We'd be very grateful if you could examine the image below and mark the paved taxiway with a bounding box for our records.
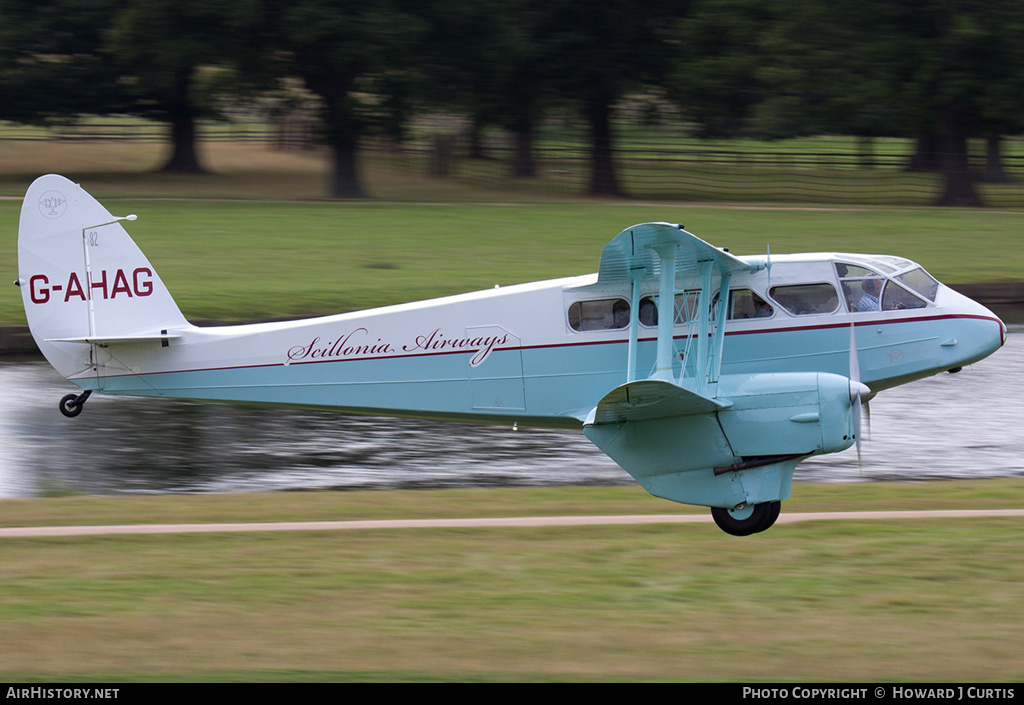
[1,509,1021,538]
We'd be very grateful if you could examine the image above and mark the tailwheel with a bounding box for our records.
[58,390,91,418]
[711,501,781,536]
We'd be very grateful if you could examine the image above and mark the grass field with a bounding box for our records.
[0,481,1022,682]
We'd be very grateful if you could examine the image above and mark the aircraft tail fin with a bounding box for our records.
[17,175,189,380]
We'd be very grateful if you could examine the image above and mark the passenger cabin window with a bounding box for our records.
[727,289,774,319]
[638,291,704,327]
[568,298,630,331]
[638,289,773,325]
[769,283,839,316]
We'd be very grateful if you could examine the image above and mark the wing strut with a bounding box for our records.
[626,267,643,383]
[595,222,770,390]
[708,271,731,388]
[652,241,677,383]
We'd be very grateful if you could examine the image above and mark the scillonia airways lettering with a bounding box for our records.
[286,327,511,367]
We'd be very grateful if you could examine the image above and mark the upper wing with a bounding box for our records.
[578,223,767,427]
[596,222,765,287]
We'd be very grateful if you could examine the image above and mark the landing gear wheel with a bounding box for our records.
[762,500,782,531]
[59,394,83,417]
[58,390,91,418]
[711,501,781,536]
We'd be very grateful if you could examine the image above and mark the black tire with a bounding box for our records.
[58,394,84,418]
[762,501,782,531]
[711,501,780,536]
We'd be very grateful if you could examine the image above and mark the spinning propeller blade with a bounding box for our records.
[848,322,870,467]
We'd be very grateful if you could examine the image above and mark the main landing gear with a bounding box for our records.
[711,501,781,536]
[58,390,91,418]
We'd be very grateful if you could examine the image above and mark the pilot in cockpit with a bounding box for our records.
[857,278,883,312]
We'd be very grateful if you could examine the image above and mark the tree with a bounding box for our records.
[104,0,265,173]
[536,0,688,196]
[273,1,425,198]
[418,0,554,178]
[0,0,126,125]
[0,0,264,174]
[674,0,1024,206]
[668,0,773,139]
[878,0,1024,205]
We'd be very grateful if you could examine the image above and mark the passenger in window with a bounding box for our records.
[612,299,630,329]
[639,298,657,326]
[857,278,882,312]
[754,300,773,318]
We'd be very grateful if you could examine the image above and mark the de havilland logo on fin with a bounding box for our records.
[38,191,68,219]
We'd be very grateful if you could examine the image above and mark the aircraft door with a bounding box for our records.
[467,325,526,411]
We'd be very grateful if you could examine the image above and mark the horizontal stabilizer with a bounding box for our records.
[46,333,181,346]
[585,379,730,426]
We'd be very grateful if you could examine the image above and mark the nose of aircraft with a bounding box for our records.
[971,296,1007,351]
[939,284,1007,366]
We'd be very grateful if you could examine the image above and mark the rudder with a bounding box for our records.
[17,175,189,380]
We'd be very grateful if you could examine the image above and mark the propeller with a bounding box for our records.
[848,321,871,466]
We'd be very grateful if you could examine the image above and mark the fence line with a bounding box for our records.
[5,119,1023,205]
[359,134,1024,206]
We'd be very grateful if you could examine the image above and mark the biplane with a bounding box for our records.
[17,175,1006,535]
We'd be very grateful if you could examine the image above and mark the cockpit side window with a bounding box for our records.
[894,267,939,302]
[881,281,928,310]
[568,298,630,331]
[836,261,932,312]
[768,283,839,315]
[836,263,885,313]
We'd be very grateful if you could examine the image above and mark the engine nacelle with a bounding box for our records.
[716,372,858,459]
